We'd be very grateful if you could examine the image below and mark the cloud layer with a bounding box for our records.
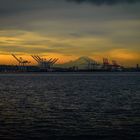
[0,0,140,66]
[67,0,140,5]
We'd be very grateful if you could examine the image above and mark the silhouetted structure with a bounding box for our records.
[1,55,139,72]
[12,54,31,66]
[31,55,58,71]
[102,58,123,71]
[12,54,31,71]
[136,64,139,69]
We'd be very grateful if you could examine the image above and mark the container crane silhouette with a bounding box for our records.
[31,55,58,70]
[103,58,109,66]
[12,54,31,66]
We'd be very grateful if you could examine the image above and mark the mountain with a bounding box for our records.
[56,56,99,69]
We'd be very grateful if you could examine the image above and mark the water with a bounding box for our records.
[0,72,140,140]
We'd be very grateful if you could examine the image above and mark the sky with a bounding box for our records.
[0,0,140,66]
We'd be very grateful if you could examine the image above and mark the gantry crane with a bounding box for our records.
[50,58,59,66]
[12,54,31,66]
[103,58,109,66]
[31,55,58,70]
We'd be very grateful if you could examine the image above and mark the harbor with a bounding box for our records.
[0,54,139,72]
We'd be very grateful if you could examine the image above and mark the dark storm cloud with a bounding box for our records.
[0,0,139,16]
[0,0,57,16]
[67,0,140,5]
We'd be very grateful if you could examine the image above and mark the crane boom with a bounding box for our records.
[50,58,56,64]
[34,55,42,62]
[12,54,22,63]
[48,58,53,63]
[50,58,58,65]
[53,58,58,64]
[36,55,43,62]
[31,55,40,63]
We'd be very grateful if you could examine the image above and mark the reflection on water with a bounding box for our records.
[0,72,140,140]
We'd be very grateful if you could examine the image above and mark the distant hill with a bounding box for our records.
[56,56,100,69]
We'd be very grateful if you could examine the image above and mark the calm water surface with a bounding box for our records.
[0,72,140,140]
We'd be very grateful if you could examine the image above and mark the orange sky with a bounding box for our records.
[0,1,140,66]
[0,50,139,67]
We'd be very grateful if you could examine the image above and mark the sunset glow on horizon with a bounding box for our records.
[0,0,140,66]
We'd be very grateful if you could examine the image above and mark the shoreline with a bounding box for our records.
[0,71,140,74]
